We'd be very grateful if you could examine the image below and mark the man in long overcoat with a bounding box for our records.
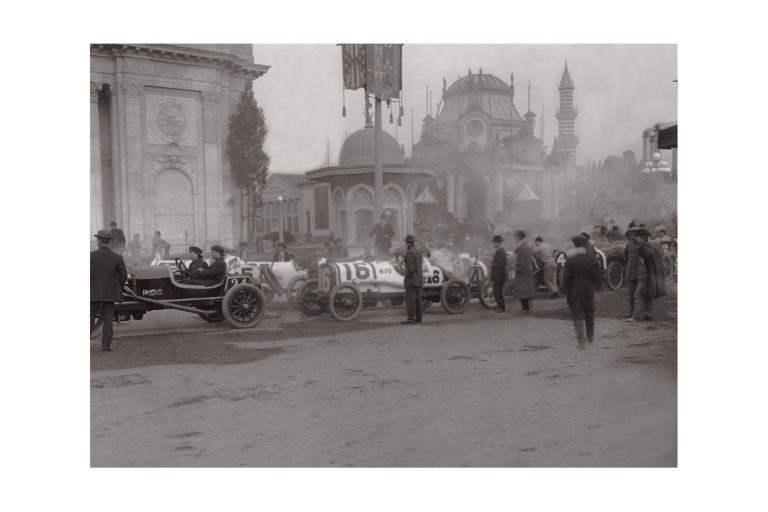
[628,228,666,321]
[512,230,535,313]
[91,230,128,352]
[369,214,394,259]
[402,235,423,324]
[490,235,508,312]
[562,235,602,347]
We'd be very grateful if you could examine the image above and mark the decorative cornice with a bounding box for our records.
[90,82,101,103]
[121,82,143,103]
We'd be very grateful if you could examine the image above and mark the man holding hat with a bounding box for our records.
[187,245,227,286]
[108,221,126,254]
[402,234,423,324]
[188,246,209,275]
[512,230,535,314]
[490,235,508,312]
[91,230,128,352]
[562,235,601,347]
[369,213,394,259]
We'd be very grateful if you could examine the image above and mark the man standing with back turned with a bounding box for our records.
[402,235,423,324]
[490,235,508,312]
[91,229,128,352]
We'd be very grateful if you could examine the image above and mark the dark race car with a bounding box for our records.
[90,260,267,340]
[553,243,626,291]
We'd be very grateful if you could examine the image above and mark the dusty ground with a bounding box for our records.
[91,287,677,467]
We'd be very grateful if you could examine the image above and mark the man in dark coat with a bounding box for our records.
[187,245,227,286]
[623,228,642,318]
[369,213,394,259]
[562,235,602,348]
[108,221,126,254]
[490,235,508,312]
[513,230,535,314]
[402,235,423,324]
[628,229,666,321]
[91,230,128,352]
[187,246,209,275]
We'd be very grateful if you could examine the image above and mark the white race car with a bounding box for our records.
[296,254,471,322]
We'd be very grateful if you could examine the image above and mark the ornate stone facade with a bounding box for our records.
[89,44,269,251]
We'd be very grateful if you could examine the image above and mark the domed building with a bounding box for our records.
[300,123,432,245]
[411,64,577,231]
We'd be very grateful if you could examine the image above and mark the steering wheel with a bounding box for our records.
[175,257,190,279]
[394,253,406,269]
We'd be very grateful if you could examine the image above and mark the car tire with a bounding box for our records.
[478,276,497,309]
[440,278,470,315]
[328,282,364,322]
[286,275,308,310]
[221,283,266,329]
[90,316,104,341]
[606,260,624,291]
[297,278,326,316]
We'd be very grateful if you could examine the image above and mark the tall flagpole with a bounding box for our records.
[374,95,383,220]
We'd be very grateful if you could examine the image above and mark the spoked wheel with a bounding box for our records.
[297,278,326,316]
[199,312,224,323]
[90,314,104,341]
[328,282,364,322]
[606,260,624,290]
[440,278,470,314]
[478,276,497,309]
[286,275,308,310]
[222,283,266,329]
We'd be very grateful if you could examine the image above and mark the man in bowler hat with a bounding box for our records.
[91,230,128,352]
[402,235,423,324]
[490,235,508,312]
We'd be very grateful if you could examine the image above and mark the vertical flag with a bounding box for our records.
[341,43,402,100]
[341,44,368,90]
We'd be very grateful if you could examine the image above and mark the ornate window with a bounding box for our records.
[351,187,374,202]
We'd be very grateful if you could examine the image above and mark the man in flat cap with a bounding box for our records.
[512,230,535,314]
[402,235,423,324]
[187,246,209,275]
[369,213,394,259]
[108,221,126,255]
[187,244,227,286]
[91,230,128,352]
[562,235,602,348]
[490,235,508,312]
[627,228,666,322]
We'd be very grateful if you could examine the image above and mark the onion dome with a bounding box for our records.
[338,127,404,166]
[437,71,523,124]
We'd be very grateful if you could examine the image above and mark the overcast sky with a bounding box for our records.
[250,44,676,174]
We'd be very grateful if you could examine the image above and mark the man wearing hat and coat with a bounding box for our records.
[369,213,394,259]
[402,235,423,324]
[187,245,227,286]
[91,230,128,352]
[627,228,666,322]
[512,230,535,313]
[108,221,126,254]
[490,235,508,312]
[562,235,602,347]
[187,246,209,275]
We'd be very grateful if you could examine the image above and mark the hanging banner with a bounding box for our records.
[341,44,368,91]
[341,43,402,100]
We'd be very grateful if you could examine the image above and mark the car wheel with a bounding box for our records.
[440,279,470,314]
[90,315,104,341]
[478,276,497,309]
[198,312,224,323]
[298,279,326,316]
[221,283,266,329]
[328,282,363,322]
[606,260,624,291]
[286,275,308,310]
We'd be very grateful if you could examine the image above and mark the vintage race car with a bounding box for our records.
[553,243,626,291]
[90,264,267,340]
[296,253,471,322]
[242,260,307,303]
[151,255,246,275]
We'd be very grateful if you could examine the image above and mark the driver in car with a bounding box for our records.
[187,244,227,286]
[188,246,209,275]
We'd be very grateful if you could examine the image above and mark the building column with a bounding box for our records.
[90,82,104,240]
[107,86,122,229]
[202,91,224,245]
[495,171,503,219]
[121,82,144,240]
[446,173,455,216]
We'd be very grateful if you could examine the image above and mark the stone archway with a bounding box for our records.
[463,178,488,225]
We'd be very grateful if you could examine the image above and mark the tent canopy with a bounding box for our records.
[415,186,439,205]
[514,183,541,202]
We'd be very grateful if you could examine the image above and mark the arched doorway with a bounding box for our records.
[464,178,488,225]
[353,209,373,244]
[153,169,194,248]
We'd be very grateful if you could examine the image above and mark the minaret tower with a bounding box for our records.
[555,60,578,167]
